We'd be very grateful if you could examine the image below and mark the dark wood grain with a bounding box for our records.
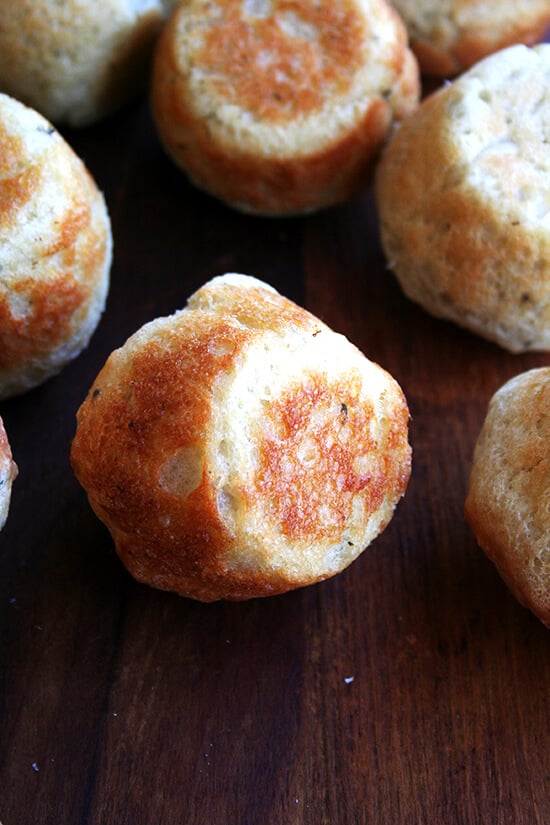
[1,78,549,825]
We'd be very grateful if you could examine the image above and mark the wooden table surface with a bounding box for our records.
[1,76,549,825]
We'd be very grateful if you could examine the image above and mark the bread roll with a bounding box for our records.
[0,93,112,400]
[151,0,419,215]
[465,368,550,627]
[71,273,412,601]
[0,417,17,531]
[391,0,550,77]
[375,44,550,353]
[0,0,167,127]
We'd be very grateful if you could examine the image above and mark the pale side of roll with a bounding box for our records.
[71,273,412,601]
[465,367,550,627]
[0,0,168,127]
[391,0,550,76]
[0,417,17,531]
[376,44,550,353]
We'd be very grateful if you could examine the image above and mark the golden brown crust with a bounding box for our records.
[465,368,550,627]
[0,93,112,399]
[196,2,366,123]
[0,276,87,375]
[151,0,419,215]
[71,274,411,601]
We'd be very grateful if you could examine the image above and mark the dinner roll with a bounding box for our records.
[0,93,112,400]
[375,44,550,353]
[151,0,419,215]
[391,0,550,77]
[465,368,550,627]
[0,417,17,531]
[0,0,167,127]
[71,273,412,602]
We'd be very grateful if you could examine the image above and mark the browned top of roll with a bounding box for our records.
[152,0,419,215]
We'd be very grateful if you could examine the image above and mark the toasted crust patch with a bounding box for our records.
[71,273,412,601]
[255,375,403,541]
[0,93,112,399]
[196,1,365,122]
[151,0,419,215]
[465,368,550,627]
[376,44,550,353]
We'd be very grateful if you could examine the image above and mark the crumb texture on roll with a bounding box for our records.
[0,0,168,127]
[391,0,550,76]
[0,93,112,400]
[151,0,419,215]
[0,417,17,531]
[71,273,412,601]
[465,368,550,627]
[376,44,550,353]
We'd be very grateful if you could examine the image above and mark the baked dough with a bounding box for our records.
[0,93,112,400]
[376,44,550,353]
[391,0,550,76]
[0,417,17,531]
[71,273,412,601]
[465,368,550,627]
[0,0,167,127]
[151,0,419,215]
